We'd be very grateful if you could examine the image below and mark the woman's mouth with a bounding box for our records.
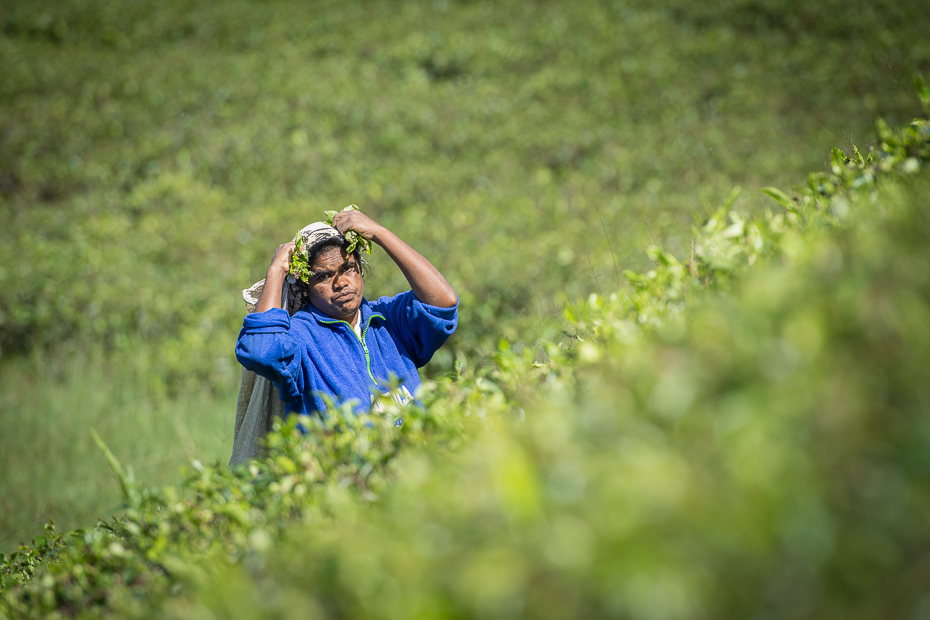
[334,291,354,302]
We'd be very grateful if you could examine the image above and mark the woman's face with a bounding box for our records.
[307,246,365,322]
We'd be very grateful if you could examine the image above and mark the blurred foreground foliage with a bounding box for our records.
[2,116,929,618]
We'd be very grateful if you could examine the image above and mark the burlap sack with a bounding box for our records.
[228,278,289,467]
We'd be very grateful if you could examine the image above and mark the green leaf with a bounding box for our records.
[722,185,742,210]
[90,428,141,509]
[760,187,795,210]
[915,75,929,103]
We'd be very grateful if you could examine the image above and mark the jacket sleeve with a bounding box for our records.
[370,290,458,368]
[235,308,303,403]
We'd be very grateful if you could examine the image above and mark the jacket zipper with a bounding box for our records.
[318,314,384,386]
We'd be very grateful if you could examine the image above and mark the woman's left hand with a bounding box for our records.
[332,206,386,243]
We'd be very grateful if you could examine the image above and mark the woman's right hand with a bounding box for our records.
[256,241,296,313]
[269,241,296,277]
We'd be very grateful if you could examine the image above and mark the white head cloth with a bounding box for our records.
[295,221,341,252]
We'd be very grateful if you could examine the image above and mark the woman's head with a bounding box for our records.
[299,236,367,322]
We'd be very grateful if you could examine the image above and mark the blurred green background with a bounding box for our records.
[1,0,928,552]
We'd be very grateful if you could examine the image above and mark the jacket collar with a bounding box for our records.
[300,298,385,329]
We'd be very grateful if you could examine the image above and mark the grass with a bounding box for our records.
[0,343,235,552]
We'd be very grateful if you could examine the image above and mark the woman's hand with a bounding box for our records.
[334,205,457,308]
[269,241,296,277]
[331,207,386,242]
[255,240,295,313]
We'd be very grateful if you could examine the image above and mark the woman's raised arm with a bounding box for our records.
[254,240,296,313]
[332,209,458,308]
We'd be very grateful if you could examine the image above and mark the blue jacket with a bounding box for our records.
[235,290,458,417]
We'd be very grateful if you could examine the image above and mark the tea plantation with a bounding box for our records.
[1,0,930,617]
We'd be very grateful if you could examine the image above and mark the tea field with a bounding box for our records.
[1,0,930,617]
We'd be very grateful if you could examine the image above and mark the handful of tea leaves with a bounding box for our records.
[288,232,316,284]
[289,206,373,284]
[324,205,373,256]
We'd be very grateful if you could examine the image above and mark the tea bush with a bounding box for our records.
[8,0,929,544]
[3,0,930,614]
[2,118,928,618]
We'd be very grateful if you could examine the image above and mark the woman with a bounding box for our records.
[236,208,458,419]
